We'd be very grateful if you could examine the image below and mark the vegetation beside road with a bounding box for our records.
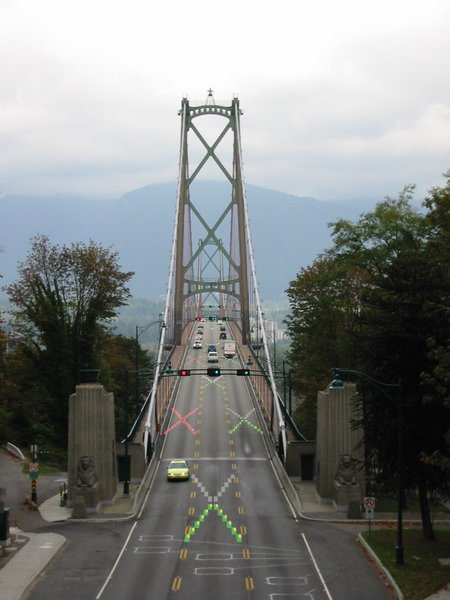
[0,236,154,463]
[362,528,450,600]
[286,173,450,540]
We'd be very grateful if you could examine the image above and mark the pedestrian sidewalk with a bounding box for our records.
[0,531,66,600]
[36,482,140,522]
[292,479,450,524]
[0,483,140,599]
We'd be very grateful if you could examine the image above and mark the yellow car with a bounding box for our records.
[167,459,190,481]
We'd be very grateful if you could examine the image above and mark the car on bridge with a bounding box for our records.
[207,351,218,363]
[207,344,216,353]
[219,332,226,339]
[192,339,202,349]
[167,459,190,481]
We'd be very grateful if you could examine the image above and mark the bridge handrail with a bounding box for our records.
[248,348,309,442]
[127,350,175,443]
[234,106,288,462]
[142,101,189,461]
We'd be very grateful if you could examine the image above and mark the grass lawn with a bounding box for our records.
[362,528,450,599]
[373,494,450,514]
[22,460,62,475]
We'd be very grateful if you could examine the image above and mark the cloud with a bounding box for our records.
[0,0,449,200]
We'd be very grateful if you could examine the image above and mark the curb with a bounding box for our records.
[358,533,403,599]
[0,532,66,600]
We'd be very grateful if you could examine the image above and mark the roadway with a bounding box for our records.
[96,321,390,600]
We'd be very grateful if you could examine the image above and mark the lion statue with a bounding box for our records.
[334,454,357,486]
[76,455,98,487]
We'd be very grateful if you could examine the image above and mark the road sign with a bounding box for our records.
[365,506,374,519]
[29,463,39,472]
[363,496,375,508]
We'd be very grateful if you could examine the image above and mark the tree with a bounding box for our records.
[5,234,134,447]
[98,332,154,440]
[285,177,450,540]
[329,183,449,540]
[285,254,365,438]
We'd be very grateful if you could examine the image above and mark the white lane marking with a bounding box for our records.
[191,473,237,502]
[194,567,235,575]
[95,520,137,599]
[266,576,309,585]
[227,407,256,420]
[301,533,333,600]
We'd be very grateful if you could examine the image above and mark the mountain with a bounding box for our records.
[0,181,409,300]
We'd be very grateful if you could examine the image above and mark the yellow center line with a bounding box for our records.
[245,576,254,591]
[172,576,182,591]
[179,548,188,560]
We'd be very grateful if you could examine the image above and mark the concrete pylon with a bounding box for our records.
[315,382,365,506]
[67,382,117,511]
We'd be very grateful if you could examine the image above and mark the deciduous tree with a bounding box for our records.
[5,234,134,446]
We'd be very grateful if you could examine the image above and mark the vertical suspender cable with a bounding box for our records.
[233,101,287,462]
[143,100,187,461]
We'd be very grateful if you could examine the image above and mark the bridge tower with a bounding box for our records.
[142,92,291,465]
[171,91,250,345]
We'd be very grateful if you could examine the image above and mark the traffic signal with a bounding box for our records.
[209,316,216,321]
[179,369,191,376]
[196,316,200,321]
[236,369,250,376]
[207,368,220,377]
[224,317,229,321]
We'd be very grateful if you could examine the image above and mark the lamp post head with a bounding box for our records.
[330,368,344,389]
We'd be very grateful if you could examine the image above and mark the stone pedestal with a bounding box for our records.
[72,496,87,519]
[315,383,365,504]
[333,481,361,511]
[73,482,101,514]
[67,383,117,511]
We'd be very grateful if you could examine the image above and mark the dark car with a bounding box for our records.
[219,332,227,339]
[208,344,216,353]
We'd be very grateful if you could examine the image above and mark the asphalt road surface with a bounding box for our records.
[22,322,392,599]
[94,322,390,600]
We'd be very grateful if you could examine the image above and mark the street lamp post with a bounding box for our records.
[331,368,404,565]
[135,314,165,414]
[124,370,130,495]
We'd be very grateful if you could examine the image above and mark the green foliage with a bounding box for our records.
[292,397,317,441]
[362,529,450,599]
[285,174,450,540]
[2,234,134,448]
[98,332,154,440]
[285,255,363,401]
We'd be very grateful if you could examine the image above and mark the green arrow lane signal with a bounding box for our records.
[236,369,250,376]
[207,368,220,377]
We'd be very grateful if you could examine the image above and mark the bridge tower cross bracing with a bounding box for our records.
[172,93,250,345]
[142,92,289,464]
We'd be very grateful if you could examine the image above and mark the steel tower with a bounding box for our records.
[172,91,250,345]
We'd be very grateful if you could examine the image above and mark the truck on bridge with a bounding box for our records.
[223,340,236,359]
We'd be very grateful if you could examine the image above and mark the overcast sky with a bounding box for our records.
[1,0,449,203]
